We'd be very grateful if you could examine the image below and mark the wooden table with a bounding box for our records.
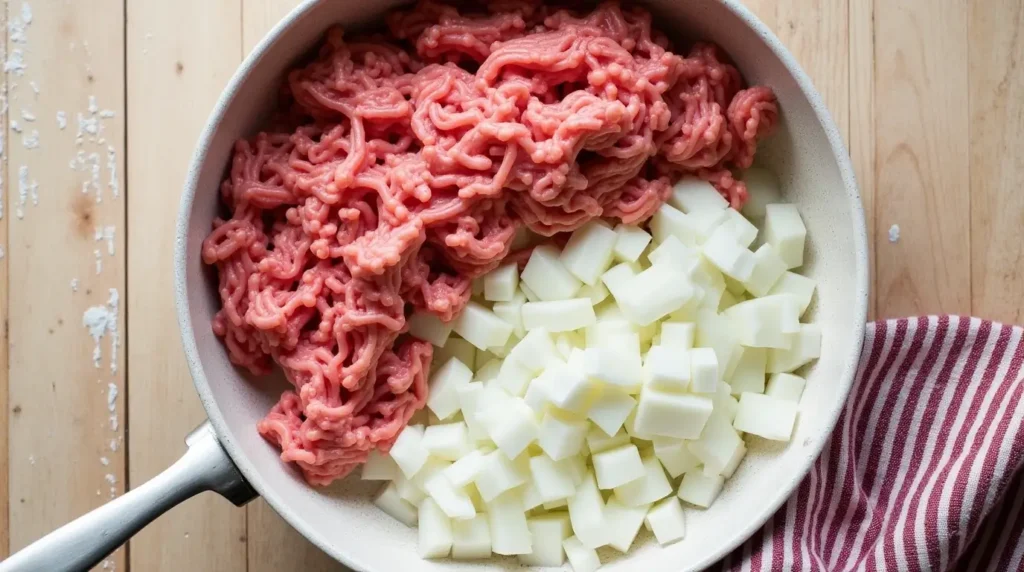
[0,0,1020,569]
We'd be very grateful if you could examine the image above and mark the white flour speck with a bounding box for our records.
[99,109,115,118]
[82,289,120,373]
[10,120,21,133]
[100,456,109,466]
[105,473,116,485]
[4,49,26,75]
[15,165,32,219]
[56,110,66,129]
[94,249,102,274]
[0,246,5,259]
[106,146,119,199]
[29,80,39,96]
[28,455,35,465]
[107,382,118,412]
[88,95,98,114]
[21,109,34,121]
[109,415,118,431]
[71,278,79,292]
[21,2,32,25]
[22,129,39,149]
[95,225,115,255]
[888,224,901,243]
[77,112,99,141]
[109,438,118,451]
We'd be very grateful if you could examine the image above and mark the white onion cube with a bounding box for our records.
[763,204,806,269]
[744,244,788,297]
[677,471,724,508]
[647,235,700,269]
[474,451,528,502]
[689,348,719,393]
[522,299,596,332]
[766,372,806,402]
[453,301,515,351]
[563,536,602,572]
[584,320,635,350]
[390,425,429,478]
[601,262,639,299]
[767,323,822,373]
[496,357,534,397]
[613,451,672,507]
[578,280,610,305]
[616,264,695,326]
[560,220,618,286]
[508,327,563,373]
[634,388,713,439]
[452,515,492,560]
[492,296,526,338]
[418,497,453,558]
[529,454,577,503]
[541,358,598,414]
[650,203,701,246]
[538,412,589,460]
[480,398,539,459]
[428,357,473,421]
[603,497,651,552]
[521,480,543,512]
[487,490,532,555]
[768,271,817,315]
[645,496,686,545]
[713,381,740,423]
[520,515,572,567]
[361,450,399,481]
[408,311,453,347]
[484,262,519,302]
[521,244,582,301]
[395,471,427,506]
[734,392,799,441]
[723,295,801,349]
[670,177,730,214]
[653,437,701,478]
[644,345,691,392]
[425,473,476,520]
[422,422,472,461]
[587,426,631,454]
[582,346,643,393]
[720,208,759,247]
[729,346,767,394]
[587,387,636,436]
[687,412,744,476]
[592,444,645,489]
[695,309,743,379]
[568,472,607,549]
[702,225,756,282]
[613,224,653,263]
[444,450,487,487]
[374,483,418,527]
[660,321,696,350]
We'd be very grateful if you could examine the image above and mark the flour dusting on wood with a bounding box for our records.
[82,288,120,374]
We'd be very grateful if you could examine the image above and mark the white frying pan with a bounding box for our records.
[1,0,868,570]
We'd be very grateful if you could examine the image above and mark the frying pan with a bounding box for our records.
[1,0,868,570]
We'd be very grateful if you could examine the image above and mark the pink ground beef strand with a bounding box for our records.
[202,0,777,486]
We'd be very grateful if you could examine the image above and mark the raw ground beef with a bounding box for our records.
[201,0,777,485]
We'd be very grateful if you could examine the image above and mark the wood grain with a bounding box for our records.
[969,0,1024,324]
[241,0,342,567]
[849,0,876,320]
[873,0,971,318]
[125,1,247,570]
[0,3,8,559]
[6,1,127,569]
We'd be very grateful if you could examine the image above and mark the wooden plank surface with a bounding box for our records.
[3,0,1024,569]
[0,3,9,559]
[969,0,1024,324]
[6,2,127,570]
[125,1,248,571]
[873,0,971,318]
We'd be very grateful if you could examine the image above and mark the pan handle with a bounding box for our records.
[1,422,257,572]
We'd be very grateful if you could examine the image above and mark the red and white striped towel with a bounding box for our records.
[718,317,1024,571]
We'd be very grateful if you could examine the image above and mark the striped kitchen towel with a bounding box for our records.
[720,317,1024,571]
